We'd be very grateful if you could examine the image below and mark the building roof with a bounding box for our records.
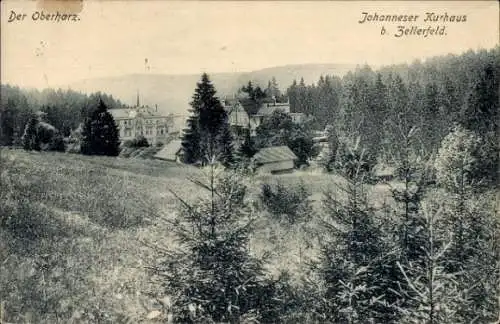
[237,99,273,116]
[223,97,291,117]
[252,146,297,164]
[109,106,166,120]
[313,136,328,143]
[222,97,240,108]
[255,103,288,116]
[109,109,130,119]
[153,140,183,160]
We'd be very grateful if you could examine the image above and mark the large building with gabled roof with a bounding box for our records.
[222,96,305,136]
[109,93,175,145]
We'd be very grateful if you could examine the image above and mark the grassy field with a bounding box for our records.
[0,149,392,323]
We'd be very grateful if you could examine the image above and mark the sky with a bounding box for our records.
[1,0,498,89]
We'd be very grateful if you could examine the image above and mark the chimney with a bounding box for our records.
[155,104,158,112]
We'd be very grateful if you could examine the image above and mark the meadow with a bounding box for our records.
[0,149,391,323]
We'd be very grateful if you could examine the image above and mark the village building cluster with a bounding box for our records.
[109,91,307,174]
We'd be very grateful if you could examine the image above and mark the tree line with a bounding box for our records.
[0,85,122,146]
[286,47,498,159]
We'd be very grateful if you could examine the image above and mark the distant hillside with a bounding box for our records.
[66,64,356,116]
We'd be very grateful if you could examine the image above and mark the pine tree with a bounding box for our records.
[296,78,307,114]
[152,165,273,323]
[434,125,482,193]
[238,130,257,159]
[80,98,120,156]
[317,146,395,322]
[182,73,232,166]
[0,99,15,146]
[385,74,410,157]
[395,201,464,324]
[390,126,429,263]
[265,77,281,99]
[22,115,40,151]
[462,64,498,135]
[319,124,339,172]
[286,79,299,112]
[434,126,499,321]
[241,81,254,98]
[181,114,201,164]
[216,121,234,167]
[368,73,388,155]
[423,82,441,150]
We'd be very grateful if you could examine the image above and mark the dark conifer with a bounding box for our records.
[153,166,273,323]
[80,98,120,156]
[181,73,232,165]
[238,130,257,159]
[0,99,15,146]
[319,148,394,322]
[180,114,201,164]
[216,121,234,167]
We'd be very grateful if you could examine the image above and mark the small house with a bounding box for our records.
[153,140,183,162]
[223,98,250,136]
[252,145,297,174]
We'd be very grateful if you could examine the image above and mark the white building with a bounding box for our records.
[222,96,301,136]
[109,94,174,145]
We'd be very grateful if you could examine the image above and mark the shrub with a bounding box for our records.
[36,122,57,145]
[434,124,495,192]
[48,133,66,152]
[124,135,149,148]
[21,116,65,153]
[260,181,311,224]
[22,116,41,151]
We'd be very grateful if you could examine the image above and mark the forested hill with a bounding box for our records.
[66,64,356,115]
[0,86,123,142]
[286,47,499,156]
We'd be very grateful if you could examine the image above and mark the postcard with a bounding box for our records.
[1,1,498,323]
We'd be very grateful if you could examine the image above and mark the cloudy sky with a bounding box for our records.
[1,0,498,88]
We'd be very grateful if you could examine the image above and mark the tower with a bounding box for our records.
[136,90,140,107]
